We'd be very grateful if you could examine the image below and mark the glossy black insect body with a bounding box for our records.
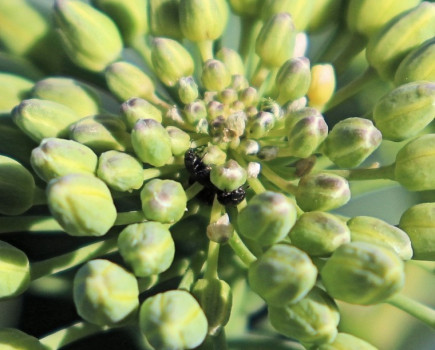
[216,186,246,206]
[184,148,212,186]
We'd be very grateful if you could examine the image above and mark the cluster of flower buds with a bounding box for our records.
[0,0,435,349]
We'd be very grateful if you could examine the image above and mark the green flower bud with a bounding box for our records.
[12,98,81,142]
[31,138,97,182]
[0,328,48,350]
[314,332,377,350]
[366,2,435,81]
[69,114,131,154]
[321,242,405,304]
[289,212,351,256]
[246,111,275,138]
[31,77,100,118]
[261,0,315,31]
[296,173,351,212]
[276,57,311,104]
[192,278,232,335]
[131,119,172,167]
[394,134,435,191]
[238,191,297,246]
[0,155,35,216]
[0,241,30,299]
[184,100,208,125]
[269,287,340,344]
[179,0,229,42]
[140,179,187,223]
[395,38,435,85]
[166,126,191,156]
[201,59,232,92]
[239,87,259,107]
[177,76,199,105]
[0,73,33,114]
[150,0,183,39]
[121,97,162,130]
[248,244,317,306]
[229,0,261,17]
[73,259,139,325]
[230,74,249,91]
[92,0,148,44]
[54,0,123,72]
[202,145,227,166]
[399,203,435,260]
[207,213,233,243]
[105,61,155,102]
[322,117,382,168]
[210,160,247,191]
[47,174,117,236]
[139,290,208,350]
[151,37,195,87]
[216,47,245,76]
[348,216,413,260]
[118,222,175,277]
[373,81,435,141]
[255,13,296,68]
[307,64,336,109]
[218,88,238,105]
[97,150,144,192]
[307,0,343,33]
[207,101,225,120]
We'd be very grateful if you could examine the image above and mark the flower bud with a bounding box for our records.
[289,212,351,256]
[179,0,229,42]
[321,242,405,304]
[151,37,195,87]
[202,145,227,166]
[229,0,261,17]
[373,81,435,141]
[216,47,245,76]
[366,2,435,81]
[184,100,207,125]
[307,64,336,108]
[314,332,377,350]
[0,328,48,350]
[97,150,144,192]
[118,222,175,277]
[31,77,100,118]
[13,98,81,142]
[395,38,435,85]
[322,118,382,168]
[31,138,97,182]
[166,126,191,156]
[249,244,317,306]
[210,160,247,191]
[230,74,249,91]
[139,290,208,350]
[69,114,131,154]
[73,259,139,325]
[192,278,232,335]
[260,0,315,31]
[218,88,238,105]
[201,59,232,92]
[276,57,311,104]
[207,213,233,243]
[399,203,435,260]
[238,191,297,246]
[246,111,275,138]
[54,0,123,72]
[0,241,30,299]
[120,97,162,130]
[141,179,187,223]
[0,155,35,216]
[394,134,435,191]
[131,119,172,167]
[269,287,340,344]
[105,61,155,102]
[0,73,33,114]
[177,76,199,105]
[296,173,351,212]
[347,216,413,260]
[150,0,183,39]
[47,174,117,236]
[239,87,259,108]
[255,13,296,68]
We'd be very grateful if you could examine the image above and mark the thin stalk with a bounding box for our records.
[322,164,396,181]
[197,40,214,62]
[0,216,62,234]
[143,164,184,182]
[115,211,146,226]
[131,35,153,68]
[250,62,270,88]
[228,229,257,267]
[331,33,367,74]
[185,182,204,200]
[204,198,223,281]
[260,164,298,195]
[178,251,206,291]
[239,17,262,77]
[314,24,351,64]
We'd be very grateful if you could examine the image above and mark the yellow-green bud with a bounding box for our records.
[139,290,208,350]
[246,111,275,138]
[261,0,315,31]
[249,244,317,306]
[73,259,139,325]
[269,287,340,344]
[118,222,175,277]
[394,134,435,191]
[151,37,195,87]
[131,119,172,167]
[47,174,117,236]
[31,138,97,182]
[12,98,81,142]
[239,87,259,108]
[121,97,162,130]
[307,0,343,33]
[366,2,435,81]
[166,126,191,156]
[290,212,351,256]
[321,242,405,305]
[307,64,336,109]
[399,203,435,260]
[184,100,207,125]
[0,241,30,299]
[0,73,33,114]
[217,88,238,105]
[255,13,296,68]
[210,160,247,191]
[140,179,187,224]
[0,155,35,216]
[97,150,144,192]
[31,77,100,118]
[202,145,227,166]
[322,117,382,168]
[54,0,123,72]
[207,213,233,243]
[201,59,232,92]
[69,114,131,154]
[0,328,48,350]
[347,216,413,260]
[229,0,261,17]
[231,74,249,91]
[216,47,245,76]
[373,81,435,141]
[276,57,311,104]
[179,0,229,42]
[314,332,378,350]
[150,0,183,39]
[177,76,199,105]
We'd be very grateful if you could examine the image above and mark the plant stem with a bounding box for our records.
[239,17,262,77]
[185,182,204,200]
[205,198,223,280]
[250,62,270,88]
[260,164,298,195]
[228,229,257,267]
[331,33,367,74]
[0,216,62,234]
[143,164,184,182]
[115,211,146,225]
[131,35,153,68]
[323,163,396,181]
[197,40,214,62]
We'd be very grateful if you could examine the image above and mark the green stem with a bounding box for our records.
[228,229,257,267]
[178,251,206,291]
[0,216,62,234]
[260,164,298,195]
[131,35,153,68]
[250,62,270,88]
[197,40,214,62]
[315,24,351,64]
[322,164,396,181]
[205,198,224,280]
[239,17,262,78]
[185,182,204,200]
[114,211,146,226]
[143,164,184,182]
[331,33,367,74]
